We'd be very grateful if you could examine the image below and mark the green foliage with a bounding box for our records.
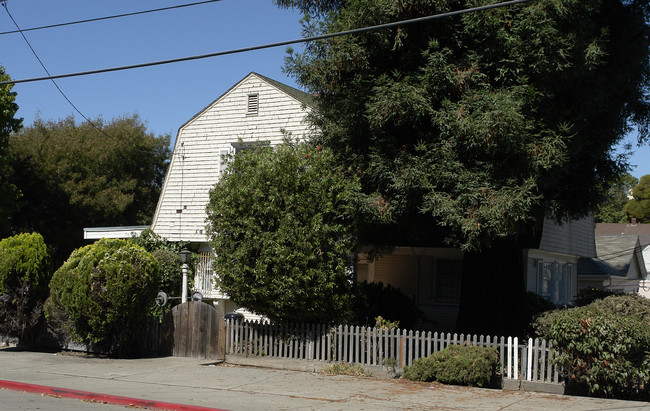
[283,0,650,251]
[403,344,498,387]
[206,139,369,324]
[529,308,564,340]
[575,288,620,307]
[350,281,426,329]
[130,228,192,297]
[548,295,650,397]
[5,115,170,265]
[625,175,650,223]
[45,239,160,356]
[0,233,52,341]
[0,233,52,299]
[595,173,639,223]
[0,65,22,234]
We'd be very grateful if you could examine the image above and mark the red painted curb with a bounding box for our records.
[0,380,229,411]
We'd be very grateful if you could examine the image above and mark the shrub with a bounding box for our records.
[575,288,620,306]
[529,308,565,340]
[45,239,160,356]
[403,344,499,387]
[0,233,52,342]
[549,295,650,398]
[130,228,192,297]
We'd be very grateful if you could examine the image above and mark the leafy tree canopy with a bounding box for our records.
[282,0,650,251]
[0,66,23,234]
[5,114,170,265]
[594,172,638,223]
[624,174,650,223]
[206,139,372,323]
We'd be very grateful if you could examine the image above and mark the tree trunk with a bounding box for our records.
[456,238,529,337]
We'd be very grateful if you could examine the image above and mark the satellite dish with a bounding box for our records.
[155,291,168,307]
[191,291,203,302]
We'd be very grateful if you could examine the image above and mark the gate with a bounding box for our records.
[161,301,225,360]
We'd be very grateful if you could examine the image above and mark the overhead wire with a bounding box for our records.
[0,0,534,86]
[1,1,157,154]
[0,0,224,36]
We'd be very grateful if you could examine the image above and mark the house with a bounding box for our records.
[523,216,597,306]
[353,216,596,331]
[578,222,650,297]
[88,72,599,328]
[149,72,315,318]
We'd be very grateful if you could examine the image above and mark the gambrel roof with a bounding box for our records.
[150,73,315,242]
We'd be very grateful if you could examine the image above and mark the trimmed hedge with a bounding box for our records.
[0,232,52,301]
[403,344,499,387]
[45,239,160,356]
[0,233,52,341]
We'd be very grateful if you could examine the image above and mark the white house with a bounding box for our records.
[150,72,315,317]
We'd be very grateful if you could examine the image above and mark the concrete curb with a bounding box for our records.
[0,380,228,411]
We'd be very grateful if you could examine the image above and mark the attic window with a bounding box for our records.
[247,93,259,115]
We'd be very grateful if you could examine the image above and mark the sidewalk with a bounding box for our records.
[1,347,649,410]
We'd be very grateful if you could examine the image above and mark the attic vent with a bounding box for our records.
[247,93,259,115]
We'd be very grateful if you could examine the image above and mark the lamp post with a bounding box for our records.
[179,249,192,303]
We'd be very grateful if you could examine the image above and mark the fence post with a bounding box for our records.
[513,337,519,380]
[527,337,533,381]
[507,336,512,379]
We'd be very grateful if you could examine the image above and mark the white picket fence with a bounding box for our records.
[225,320,562,384]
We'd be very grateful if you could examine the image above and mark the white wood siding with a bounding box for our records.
[538,215,596,258]
[151,73,314,242]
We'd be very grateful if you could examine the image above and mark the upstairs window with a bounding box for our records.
[247,93,259,115]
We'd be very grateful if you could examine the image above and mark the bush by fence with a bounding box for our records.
[45,238,160,357]
[0,233,52,343]
[403,344,498,387]
[548,295,650,398]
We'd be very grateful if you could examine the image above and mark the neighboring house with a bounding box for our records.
[150,72,315,318]
[524,216,597,306]
[578,222,650,297]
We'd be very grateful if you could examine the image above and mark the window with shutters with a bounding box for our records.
[247,93,259,115]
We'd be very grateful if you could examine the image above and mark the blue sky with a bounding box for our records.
[1,0,648,179]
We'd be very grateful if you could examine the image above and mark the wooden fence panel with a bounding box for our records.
[162,301,225,360]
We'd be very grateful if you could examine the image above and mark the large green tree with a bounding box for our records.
[206,139,370,323]
[277,0,650,334]
[5,115,170,265]
[594,172,638,223]
[0,66,23,234]
[624,174,650,223]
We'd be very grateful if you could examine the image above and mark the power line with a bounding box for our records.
[0,0,224,36]
[1,1,150,153]
[2,2,92,124]
[0,0,534,86]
